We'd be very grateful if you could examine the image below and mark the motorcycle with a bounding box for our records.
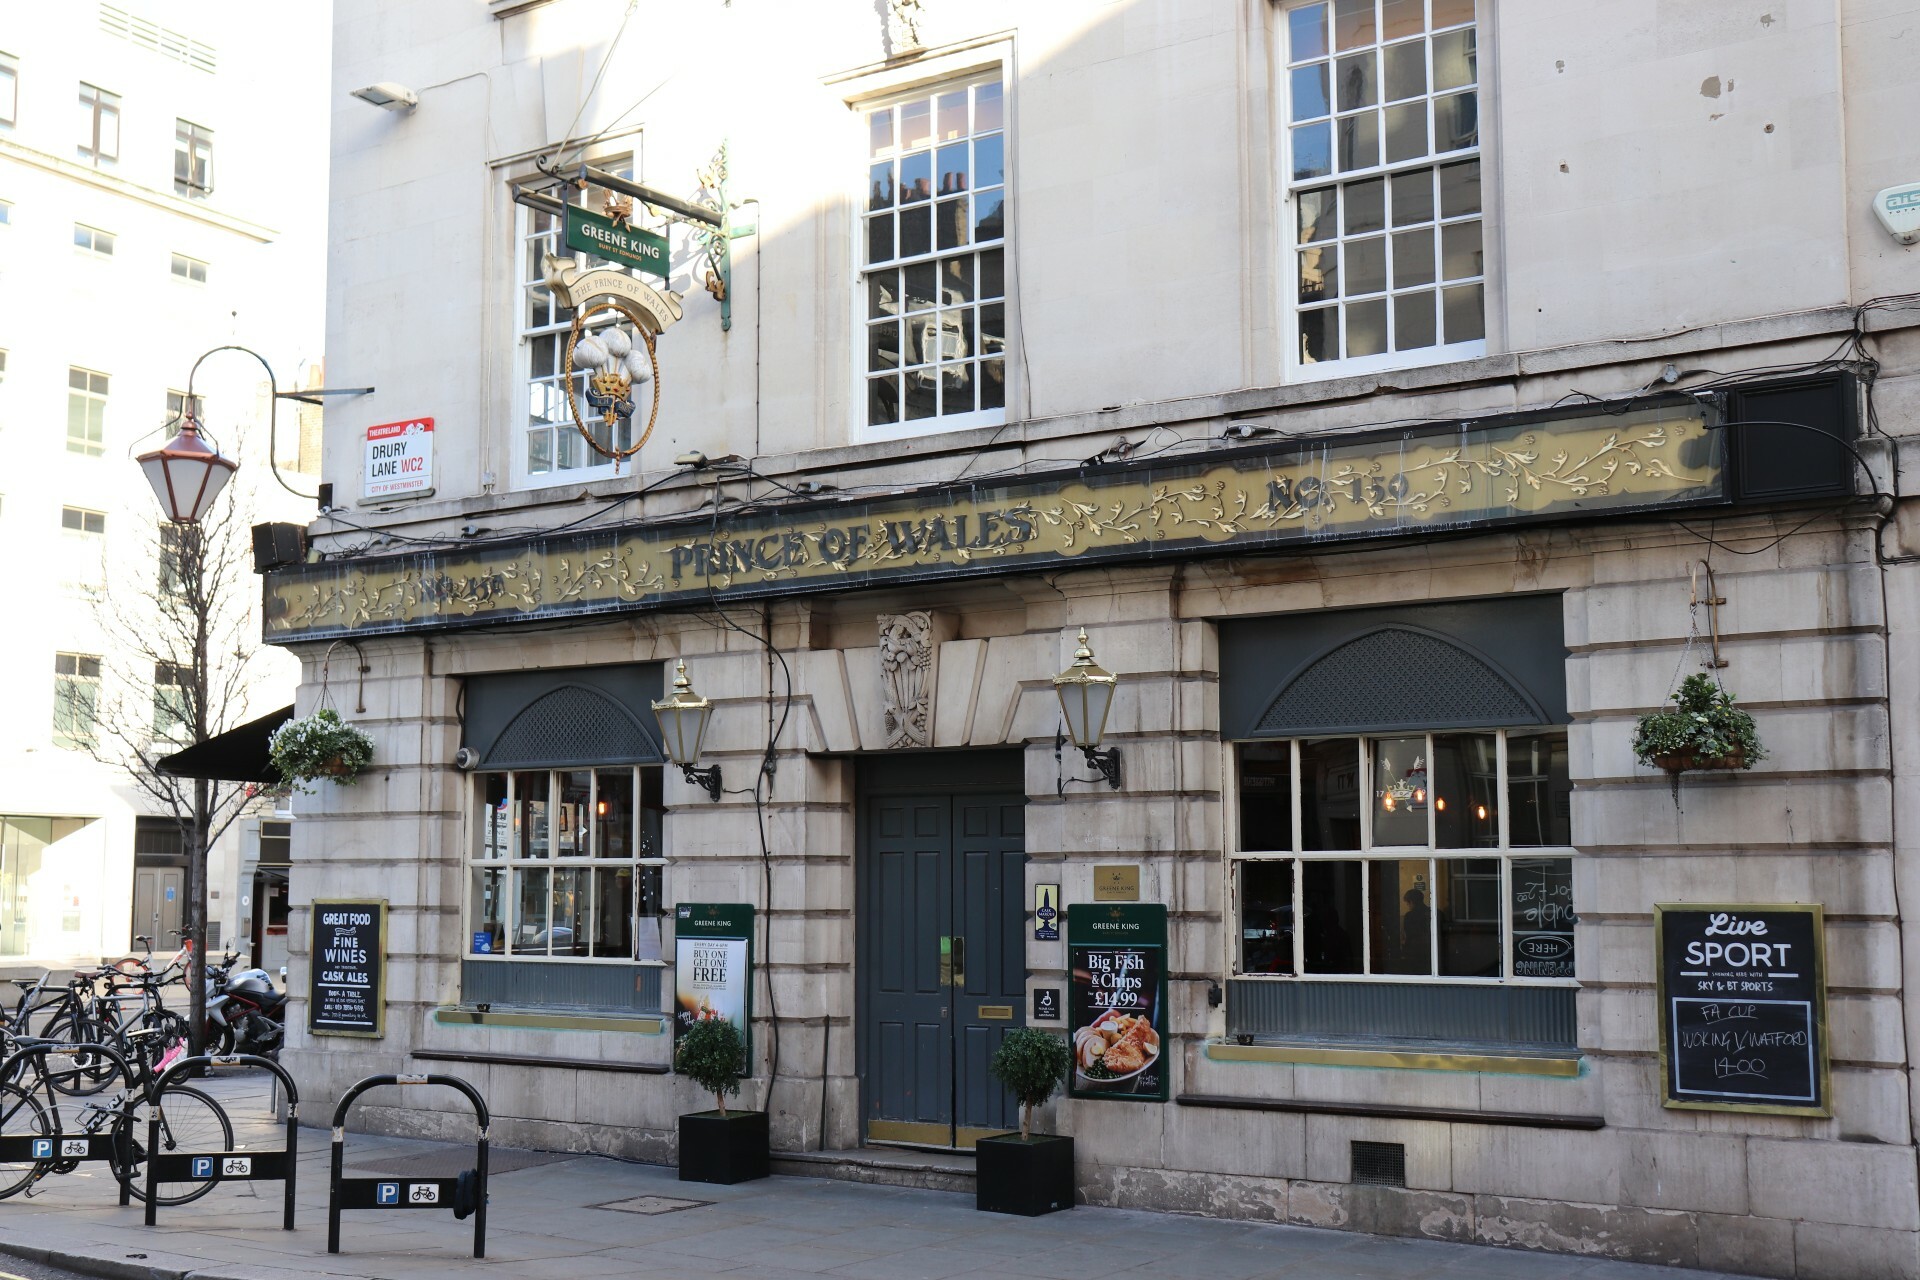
[203,950,286,1057]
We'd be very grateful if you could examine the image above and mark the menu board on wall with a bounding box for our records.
[1068,903,1168,1103]
[1655,903,1828,1115]
[674,903,754,1074]
[310,899,387,1037]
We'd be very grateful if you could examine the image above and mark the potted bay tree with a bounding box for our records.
[976,1027,1074,1216]
[674,1017,767,1184]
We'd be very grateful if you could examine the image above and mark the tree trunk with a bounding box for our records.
[187,776,209,1056]
[1020,1101,1031,1140]
[716,1091,728,1118]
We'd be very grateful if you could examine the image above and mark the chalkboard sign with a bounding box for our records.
[310,898,387,1037]
[1655,903,1827,1115]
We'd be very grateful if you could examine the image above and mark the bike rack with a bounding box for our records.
[0,1040,141,1206]
[143,1054,299,1228]
[328,1072,489,1259]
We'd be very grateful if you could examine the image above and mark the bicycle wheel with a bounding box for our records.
[0,1082,54,1199]
[112,1083,233,1205]
[40,1012,120,1096]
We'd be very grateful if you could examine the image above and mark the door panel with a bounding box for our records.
[862,781,1025,1149]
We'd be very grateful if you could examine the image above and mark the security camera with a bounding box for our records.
[453,747,479,771]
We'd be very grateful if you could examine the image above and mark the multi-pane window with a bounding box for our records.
[152,662,190,740]
[469,767,667,961]
[158,521,188,593]
[61,506,105,534]
[1232,730,1573,980]
[77,84,119,165]
[516,161,634,480]
[74,224,115,256]
[173,120,212,198]
[170,253,206,283]
[0,200,12,225]
[52,653,102,750]
[0,52,16,128]
[67,368,107,455]
[1284,0,1484,370]
[862,76,1007,434]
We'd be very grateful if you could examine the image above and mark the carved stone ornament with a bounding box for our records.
[879,611,935,748]
[885,0,927,55]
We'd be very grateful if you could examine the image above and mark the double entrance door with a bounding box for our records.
[858,753,1025,1150]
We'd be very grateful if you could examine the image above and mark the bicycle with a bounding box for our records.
[0,1028,233,1205]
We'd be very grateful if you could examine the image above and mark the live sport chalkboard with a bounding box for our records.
[1655,903,1827,1115]
[311,899,387,1037]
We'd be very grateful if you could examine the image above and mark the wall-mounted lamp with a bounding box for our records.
[350,82,419,112]
[1053,627,1122,789]
[651,659,722,802]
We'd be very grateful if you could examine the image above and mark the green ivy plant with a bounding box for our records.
[988,1027,1071,1140]
[675,1017,745,1116]
[1632,673,1764,773]
[267,708,375,792]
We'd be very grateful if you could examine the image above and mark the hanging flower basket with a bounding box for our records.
[268,708,375,791]
[1633,674,1764,778]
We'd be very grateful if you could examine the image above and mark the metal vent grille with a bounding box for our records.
[1258,626,1541,735]
[1351,1140,1406,1187]
[485,685,660,768]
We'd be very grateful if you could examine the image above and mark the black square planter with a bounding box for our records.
[678,1109,770,1185]
[975,1133,1074,1216]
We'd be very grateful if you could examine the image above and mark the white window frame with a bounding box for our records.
[152,660,190,741]
[74,223,114,256]
[77,83,119,165]
[1227,729,1575,986]
[52,652,102,750]
[850,64,1010,445]
[67,366,108,455]
[170,253,207,283]
[1277,0,1490,382]
[0,51,16,128]
[508,156,644,492]
[466,765,667,965]
[174,119,213,199]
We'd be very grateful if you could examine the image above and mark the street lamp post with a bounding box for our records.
[136,411,237,1056]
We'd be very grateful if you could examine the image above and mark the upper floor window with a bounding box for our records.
[174,120,212,198]
[515,159,636,484]
[1283,0,1484,376]
[0,53,16,129]
[861,75,1007,438]
[74,223,114,256]
[152,661,190,740]
[61,505,106,535]
[67,367,108,455]
[158,520,189,593]
[77,83,120,165]
[0,199,12,226]
[170,253,207,283]
[52,653,102,750]
[1233,730,1572,981]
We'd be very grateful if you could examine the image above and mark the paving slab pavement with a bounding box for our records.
[0,1075,1766,1280]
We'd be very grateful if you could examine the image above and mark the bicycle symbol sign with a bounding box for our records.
[224,1157,252,1175]
[38,1138,90,1158]
[410,1184,440,1204]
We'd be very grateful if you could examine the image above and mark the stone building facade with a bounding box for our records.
[270,1,1920,1275]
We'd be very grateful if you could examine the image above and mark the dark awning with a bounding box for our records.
[157,704,295,783]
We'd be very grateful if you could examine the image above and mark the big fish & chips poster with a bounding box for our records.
[1069,902,1168,1101]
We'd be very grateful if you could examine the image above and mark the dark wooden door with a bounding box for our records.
[859,757,1025,1149]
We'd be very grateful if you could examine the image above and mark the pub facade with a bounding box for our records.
[275,0,1920,1275]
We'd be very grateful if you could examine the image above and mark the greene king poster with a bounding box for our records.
[1069,902,1168,1102]
[674,903,753,1074]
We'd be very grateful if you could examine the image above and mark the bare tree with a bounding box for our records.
[59,438,279,1051]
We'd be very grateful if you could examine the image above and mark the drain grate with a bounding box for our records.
[1350,1140,1406,1187]
[593,1194,714,1215]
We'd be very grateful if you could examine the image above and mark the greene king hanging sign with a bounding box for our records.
[363,418,434,500]
[565,204,669,278]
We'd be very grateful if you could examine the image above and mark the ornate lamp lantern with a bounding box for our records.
[1053,627,1122,789]
[652,659,722,801]
[137,414,238,523]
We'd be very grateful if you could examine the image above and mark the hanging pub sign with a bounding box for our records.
[310,899,387,1037]
[674,903,754,1074]
[1655,903,1829,1115]
[1069,903,1168,1103]
[263,397,1727,644]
